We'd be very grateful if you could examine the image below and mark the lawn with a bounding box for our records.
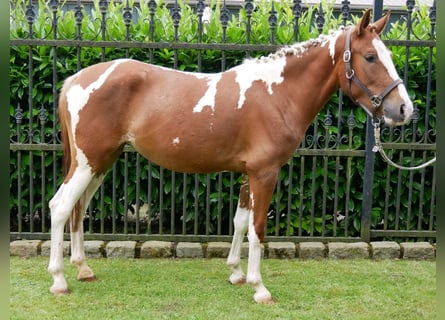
[10,257,435,320]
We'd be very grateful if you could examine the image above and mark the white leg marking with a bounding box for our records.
[48,166,93,294]
[227,204,249,284]
[245,193,272,303]
[246,209,272,303]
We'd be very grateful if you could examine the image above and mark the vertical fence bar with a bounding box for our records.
[135,157,141,234]
[39,106,47,232]
[321,111,332,237]
[360,0,383,242]
[275,172,281,236]
[221,0,229,71]
[15,104,23,233]
[148,0,156,63]
[228,172,235,236]
[147,162,153,235]
[269,1,277,44]
[171,171,176,235]
[46,0,59,233]
[182,173,187,234]
[172,0,180,69]
[159,167,164,234]
[99,0,108,61]
[245,0,253,45]
[75,0,83,71]
[286,160,293,236]
[112,163,117,233]
[26,0,35,234]
[293,0,302,42]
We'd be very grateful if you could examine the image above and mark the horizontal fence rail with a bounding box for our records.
[10,0,436,243]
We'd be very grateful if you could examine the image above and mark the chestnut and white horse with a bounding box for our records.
[48,10,412,303]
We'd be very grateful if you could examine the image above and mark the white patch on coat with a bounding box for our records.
[233,57,286,109]
[193,74,222,113]
[172,137,180,145]
[372,38,413,118]
[66,59,129,137]
[66,59,129,171]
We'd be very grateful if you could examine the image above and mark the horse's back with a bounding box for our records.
[59,59,249,174]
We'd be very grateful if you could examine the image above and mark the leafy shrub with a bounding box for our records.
[10,0,435,238]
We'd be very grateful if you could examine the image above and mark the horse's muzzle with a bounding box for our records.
[383,101,413,126]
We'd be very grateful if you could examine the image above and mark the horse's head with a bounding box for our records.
[339,9,413,126]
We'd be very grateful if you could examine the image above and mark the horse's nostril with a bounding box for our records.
[400,104,405,115]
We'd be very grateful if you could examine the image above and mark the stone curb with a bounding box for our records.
[9,240,436,260]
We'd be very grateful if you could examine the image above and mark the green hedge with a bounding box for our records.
[10,0,436,237]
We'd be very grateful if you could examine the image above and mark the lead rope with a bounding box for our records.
[372,121,436,170]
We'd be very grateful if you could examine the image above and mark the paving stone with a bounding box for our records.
[298,242,326,259]
[40,240,71,257]
[370,241,400,259]
[267,242,296,259]
[400,242,435,260]
[140,241,173,258]
[328,242,369,259]
[176,242,203,258]
[105,241,137,258]
[206,242,231,258]
[84,240,105,258]
[10,240,42,257]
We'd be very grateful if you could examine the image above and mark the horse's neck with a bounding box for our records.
[281,45,340,122]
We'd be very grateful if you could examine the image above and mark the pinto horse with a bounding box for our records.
[48,9,413,303]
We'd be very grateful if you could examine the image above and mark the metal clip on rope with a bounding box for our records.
[372,122,436,171]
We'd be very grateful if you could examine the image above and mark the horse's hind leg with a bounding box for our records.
[48,166,94,295]
[70,175,105,282]
[227,174,249,285]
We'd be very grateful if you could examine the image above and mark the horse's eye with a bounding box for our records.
[365,55,377,63]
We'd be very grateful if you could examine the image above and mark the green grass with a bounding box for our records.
[10,257,435,320]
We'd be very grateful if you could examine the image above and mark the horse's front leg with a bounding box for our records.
[227,174,250,285]
[246,168,278,304]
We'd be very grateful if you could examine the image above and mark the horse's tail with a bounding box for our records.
[58,78,85,232]
[58,81,72,179]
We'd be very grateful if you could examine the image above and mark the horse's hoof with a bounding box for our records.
[257,297,276,304]
[78,275,97,282]
[50,287,70,295]
[229,278,246,286]
[254,291,275,304]
[229,273,246,285]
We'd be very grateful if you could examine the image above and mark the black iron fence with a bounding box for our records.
[10,0,436,243]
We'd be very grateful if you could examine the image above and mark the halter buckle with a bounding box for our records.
[346,69,354,80]
[343,50,351,63]
[371,95,382,108]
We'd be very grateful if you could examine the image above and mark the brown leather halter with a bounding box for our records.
[343,28,403,122]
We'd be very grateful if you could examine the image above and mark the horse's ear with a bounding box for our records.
[372,11,391,35]
[357,9,372,36]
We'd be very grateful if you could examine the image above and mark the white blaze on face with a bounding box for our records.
[234,57,286,109]
[193,74,222,113]
[372,38,414,118]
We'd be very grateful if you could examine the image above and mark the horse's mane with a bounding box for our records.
[250,26,346,63]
